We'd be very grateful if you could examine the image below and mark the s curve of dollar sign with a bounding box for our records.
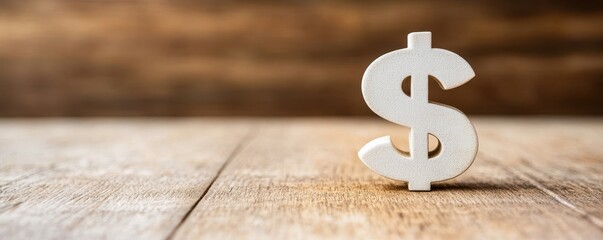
[359,32,478,191]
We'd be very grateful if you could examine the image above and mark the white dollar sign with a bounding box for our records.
[359,32,478,191]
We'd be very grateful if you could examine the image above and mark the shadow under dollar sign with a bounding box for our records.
[359,32,478,191]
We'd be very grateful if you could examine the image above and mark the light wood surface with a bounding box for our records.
[1,118,602,239]
[0,119,251,239]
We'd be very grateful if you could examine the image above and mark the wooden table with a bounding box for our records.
[1,118,602,239]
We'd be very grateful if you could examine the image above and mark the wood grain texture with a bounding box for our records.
[172,118,603,239]
[0,0,601,116]
[0,119,251,239]
[0,118,602,239]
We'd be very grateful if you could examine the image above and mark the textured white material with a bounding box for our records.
[359,32,478,191]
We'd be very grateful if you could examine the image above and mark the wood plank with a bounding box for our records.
[172,118,603,239]
[476,118,603,225]
[0,1,601,116]
[0,119,251,240]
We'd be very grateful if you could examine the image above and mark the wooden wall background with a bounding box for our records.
[0,0,601,116]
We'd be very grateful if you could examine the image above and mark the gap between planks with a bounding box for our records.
[166,128,258,240]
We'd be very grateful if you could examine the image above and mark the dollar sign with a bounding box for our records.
[359,32,478,191]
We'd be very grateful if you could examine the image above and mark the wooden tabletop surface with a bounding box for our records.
[1,118,602,239]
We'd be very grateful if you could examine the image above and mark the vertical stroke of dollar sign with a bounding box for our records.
[359,32,478,191]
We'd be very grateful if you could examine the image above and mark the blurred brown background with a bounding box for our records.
[0,0,601,117]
